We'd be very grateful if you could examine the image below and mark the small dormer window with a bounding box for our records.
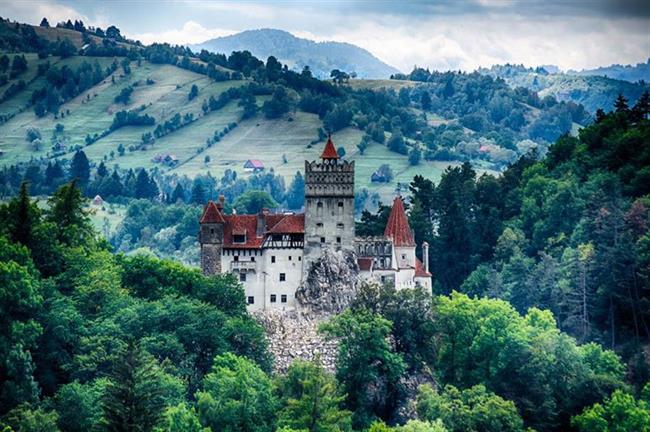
[210,228,215,234]
[233,234,246,243]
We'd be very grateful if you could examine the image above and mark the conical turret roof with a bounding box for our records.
[320,135,339,160]
[200,200,225,224]
[384,196,415,247]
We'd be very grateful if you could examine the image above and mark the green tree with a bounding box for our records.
[571,387,650,432]
[188,84,198,101]
[52,380,107,431]
[420,91,432,111]
[2,403,59,432]
[276,360,352,432]
[190,178,206,204]
[70,150,90,184]
[47,180,93,247]
[156,403,208,432]
[196,353,277,432]
[286,172,305,210]
[99,341,167,432]
[320,309,406,428]
[170,183,186,203]
[134,169,159,200]
[233,190,278,214]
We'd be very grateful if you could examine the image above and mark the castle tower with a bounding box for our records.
[199,197,225,276]
[303,136,355,274]
[384,196,416,269]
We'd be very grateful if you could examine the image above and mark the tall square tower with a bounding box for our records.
[303,137,355,275]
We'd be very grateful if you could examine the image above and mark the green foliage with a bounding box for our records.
[155,403,208,432]
[320,309,406,428]
[416,384,524,432]
[196,353,277,432]
[50,379,107,431]
[571,387,650,432]
[233,190,278,214]
[276,360,352,432]
[2,403,59,432]
[99,341,172,431]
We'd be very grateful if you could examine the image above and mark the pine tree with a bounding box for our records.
[39,17,50,27]
[190,178,205,204]
[134,169,158,200]
[170,183,186,204]
[614,93,629,113]
[97,162,109,178]
[7,182,39,246]
[47,180,92,246]
[70,150,90,184]
[420,91,432,111]
[100,341,166,432]
[631,90,649,122]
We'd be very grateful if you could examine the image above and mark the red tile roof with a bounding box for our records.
[384,196,415,247]
[216,212,306,248]
[200,201,225,224]
[320,136,339,159]
[357,257,374,271]
[223,215,263,248]
[245,159,265,168]
[415,258,431,277]
[267,214,305,234]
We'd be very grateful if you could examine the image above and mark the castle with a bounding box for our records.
[199,137,431,311]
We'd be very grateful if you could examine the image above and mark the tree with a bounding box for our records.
[571,387,650,432]
[47,180,92,246]
[190,178,206,204]
[39,18,50,27]
[233,190,278,214]
[239,92,258,119]
[387,132,407,155]
[416,384,525,432]
[134,170,158,200]
[408,146,421,165]
[286,172,305,210]
[320,309,406,428]
[614,93,629,113]
[96,162,109,178]
[337,146,346,158]
[196,353,277,432]
[70,150,90,184]
[330,69,350,85]
[276,360,352,432]
[357,135,370,155]
[157,403,208,432]
[4,182,40,247]
[170,183,186,204]
[420,91,432,111]
[99,341,166,431]
[188,84,198,101]
[263,86,294,119]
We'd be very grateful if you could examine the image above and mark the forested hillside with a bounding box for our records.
[476,63,650,113]
[569,58,650,83]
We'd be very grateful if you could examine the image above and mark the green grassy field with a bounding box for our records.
[0,53,489,200]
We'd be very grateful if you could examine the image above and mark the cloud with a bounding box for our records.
[127,21,236,46]
[1,0,89,25]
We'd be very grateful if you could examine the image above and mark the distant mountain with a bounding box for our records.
[191,28,400,79]
[568,58,650,83]
[478,63,650,113]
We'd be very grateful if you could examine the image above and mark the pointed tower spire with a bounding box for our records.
[200,200,225,224]
[320,135,339,160]
[384,196,415,247]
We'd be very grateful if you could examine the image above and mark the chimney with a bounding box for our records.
[422,241,429,273]
[217,194,225,209]
[257,208,269,237]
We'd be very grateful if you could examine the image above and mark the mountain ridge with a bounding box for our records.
[191,28,400,79]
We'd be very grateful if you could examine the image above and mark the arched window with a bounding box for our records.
[338,201,344,215]
[317,201,323,216]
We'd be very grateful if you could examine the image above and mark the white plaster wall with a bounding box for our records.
[262,248,304,311]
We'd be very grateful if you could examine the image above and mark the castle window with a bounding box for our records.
[247,296,254,304]
[270,294,277,303]
[336,237,341,244]
[239,272,246,282]
[281,294,287,303]
[338,202,344,214]
[320,237,326,243]
[288,256,292,261]
[251,256,255,262]
[271,256,276,263]
[298,256,302,261]
[279,273,286,282]
[272,234,282,241]
[337,223,344,229]
[317,223,323,228]
[233,234,246,244]
[234,255,239,262]
[210,228,215,234]
[317,202,323,216]
[402,254,407,260]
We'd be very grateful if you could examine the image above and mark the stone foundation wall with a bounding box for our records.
[254,309,339,373]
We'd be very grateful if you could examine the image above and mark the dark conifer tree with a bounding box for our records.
[614,93,629,113]
[190,178,205,204]
[99,341,165,432]
[7,182,39,246]
[96,162,109,178]
[47,180,92,246]
[134,169,158,200]
[420,91,432,111]
[70,150,90,184]
[39,17,50,27]
[170,183,186,203]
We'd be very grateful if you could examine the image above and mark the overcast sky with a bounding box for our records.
[2,0,649,72]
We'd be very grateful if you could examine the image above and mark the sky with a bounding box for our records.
[2,0,649,73]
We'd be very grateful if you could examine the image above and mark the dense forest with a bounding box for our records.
[0,90,649,430]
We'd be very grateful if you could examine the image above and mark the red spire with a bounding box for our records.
[384,196,415,247]
[200,200,225,224]
[320,135,339,160]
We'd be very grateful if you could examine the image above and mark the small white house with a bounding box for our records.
[244,159,265,172]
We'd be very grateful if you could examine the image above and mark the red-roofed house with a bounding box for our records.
[243,159,265,172]
[199,137,431,311]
